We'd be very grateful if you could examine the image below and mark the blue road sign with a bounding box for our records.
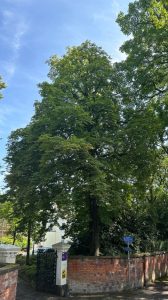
[123,236,134,244]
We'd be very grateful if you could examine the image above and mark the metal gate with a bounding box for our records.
[36,249,57,293]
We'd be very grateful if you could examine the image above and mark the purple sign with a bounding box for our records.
[62,252,68,261]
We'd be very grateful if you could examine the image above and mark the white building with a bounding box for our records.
[34,219,70,250]
[40,225,62,247]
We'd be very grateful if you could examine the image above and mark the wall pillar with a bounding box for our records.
[52,241,70,296]
[0,244,20,264]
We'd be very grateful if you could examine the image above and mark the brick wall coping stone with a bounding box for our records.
[69,255,129,260]
[0,264,19,276]
[0,244,20,251]
[69,251,168,260]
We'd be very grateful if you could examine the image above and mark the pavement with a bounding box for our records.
[16,278,168,300]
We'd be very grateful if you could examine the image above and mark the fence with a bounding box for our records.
[36,249,57,293]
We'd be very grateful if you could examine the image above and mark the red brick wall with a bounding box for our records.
[145,253,168,283]
[68,253,168,294]
[0,266,18,300]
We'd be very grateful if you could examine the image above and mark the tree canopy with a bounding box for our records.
[6,41,128,256]
[5,0,168,257]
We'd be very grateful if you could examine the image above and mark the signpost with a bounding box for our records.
[123,236,134,285]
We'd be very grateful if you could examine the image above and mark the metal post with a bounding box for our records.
[123,235,134,288]
[128,242,130,286]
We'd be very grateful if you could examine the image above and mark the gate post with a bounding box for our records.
[52,241,70,296]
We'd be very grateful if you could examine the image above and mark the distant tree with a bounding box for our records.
[6,127,56,264]
[0,200,20,245]
[0,76,6,99]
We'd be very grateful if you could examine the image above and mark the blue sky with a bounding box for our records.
[0,0,130,190]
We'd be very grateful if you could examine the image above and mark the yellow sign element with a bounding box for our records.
[62,269,66,279]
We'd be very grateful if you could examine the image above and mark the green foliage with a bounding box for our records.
[5,126,57,263]
[149,0,168,28]
[38,41,129,255]
[6,41,126,256]
[0,200,23,244]
[0,234,27,248]
[65,2,168,254]
[0,200,28,248]
[116,0,168,102]
[19,263,36,286]
[0,76,5,99]
[113,0,168,253]
[16,255,37,286]
[115,0,168,191]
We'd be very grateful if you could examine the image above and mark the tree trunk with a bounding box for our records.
[12,227,17,245]
[26,221,31,265]
[32,243,35,256]
[89,197,100,256]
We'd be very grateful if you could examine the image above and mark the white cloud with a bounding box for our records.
[2,9,14,25]
[93,0,121,23]
[2,9,28,52]
[1,9,28,79]
[3,61,16,77]
[13,21,28,51]
[0,105,18,127]
[111,0,121,17]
